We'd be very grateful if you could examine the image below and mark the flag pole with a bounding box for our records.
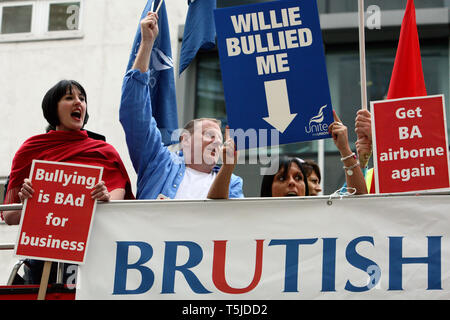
[358,0,368,110]
[155,0,164,14]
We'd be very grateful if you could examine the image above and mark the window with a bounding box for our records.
[0,0,82,42]
[317,0,448,13]
[1,4,32,34]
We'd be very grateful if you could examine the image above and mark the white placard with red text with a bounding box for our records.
[371,95,450,194]
[14,160,103,264]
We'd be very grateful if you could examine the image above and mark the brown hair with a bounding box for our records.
[180,118,222,141]
[303,159,321,183]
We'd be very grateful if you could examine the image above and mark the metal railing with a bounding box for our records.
[1,203,66,286]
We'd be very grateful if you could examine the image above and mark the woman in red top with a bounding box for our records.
[2,80,134,225]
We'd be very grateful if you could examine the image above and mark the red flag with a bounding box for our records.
[370,0,427,194]
[387,0,427,99]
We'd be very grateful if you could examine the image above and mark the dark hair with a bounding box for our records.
[42,80,89,129]
[303,159,321,183]
[260,156,309,197]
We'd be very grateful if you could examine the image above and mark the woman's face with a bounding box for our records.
[271,162,306,197]
[307,171,322,196]
[56,85,87,132]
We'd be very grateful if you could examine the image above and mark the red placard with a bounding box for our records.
[371,95,450,194]
[14,160,103,264]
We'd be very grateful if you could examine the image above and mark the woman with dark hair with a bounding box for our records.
[2,80,134,284]
[260,111,367,197]
[260,157,309,197]
[2,80,134,225]
[303,159,322,196]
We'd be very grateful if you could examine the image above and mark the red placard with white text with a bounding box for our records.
[371,95,450,194]
[14,160,103,264]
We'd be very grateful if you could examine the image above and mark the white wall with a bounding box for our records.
[0,0,188,196]
[0,222,19,285]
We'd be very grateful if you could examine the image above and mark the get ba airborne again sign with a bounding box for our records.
[371,95,450,194]
[15,160,103,264]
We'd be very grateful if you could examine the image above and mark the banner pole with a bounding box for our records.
[155,0,164,14]
[358,0,368,110]
[37,261,52,300]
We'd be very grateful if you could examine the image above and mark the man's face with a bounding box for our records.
[183,120,223,168]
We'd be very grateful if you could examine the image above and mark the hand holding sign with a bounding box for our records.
[140,11,159,44]
[19,178,111,203]
[355,109,373,167]
[90,181,111,202]
[18,178,34,203]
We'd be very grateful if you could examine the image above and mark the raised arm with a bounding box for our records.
[133,12,158,73]
[119,12,168,174]
[329,111,368,195]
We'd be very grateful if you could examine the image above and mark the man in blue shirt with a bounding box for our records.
[120,11,243,200]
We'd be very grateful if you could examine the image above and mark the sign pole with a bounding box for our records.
[358,0,368,110]
[155,0,164,14]
[37,261,52,300]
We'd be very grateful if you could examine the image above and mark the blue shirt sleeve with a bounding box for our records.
[119,69,169,176]
[229,174,244,198]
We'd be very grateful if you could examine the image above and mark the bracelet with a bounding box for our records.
[343,160,360,176]
[340,152,356,162]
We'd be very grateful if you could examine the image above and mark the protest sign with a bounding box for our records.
[14,160,103,264]
[371,95,450,193]
[76,195,450,300]
[214,0,333,149]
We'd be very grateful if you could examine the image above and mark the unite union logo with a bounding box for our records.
[305,105,329,136]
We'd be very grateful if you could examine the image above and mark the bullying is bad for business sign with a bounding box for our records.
[15,160,103,264]
[214,0,333,149]
[76,196,450,300]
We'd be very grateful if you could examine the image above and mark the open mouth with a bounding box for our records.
[207,146,218,157]
[285,191,298,197]
[71,110,82,121]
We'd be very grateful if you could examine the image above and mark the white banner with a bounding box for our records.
[76,194,450,300]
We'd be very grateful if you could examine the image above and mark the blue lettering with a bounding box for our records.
[389,236,442,290]
[269,238,318,292]
[113,241,154,295]
[345,236,380,292]
[161,241,211,294]
[321,238,337,292]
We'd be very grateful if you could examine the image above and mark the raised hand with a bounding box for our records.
[140,11,159,44]
[355,109,373,167]
[221,125,238,166]
[329,110,352,157]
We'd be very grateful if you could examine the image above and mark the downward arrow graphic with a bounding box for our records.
[262,79,297,134]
